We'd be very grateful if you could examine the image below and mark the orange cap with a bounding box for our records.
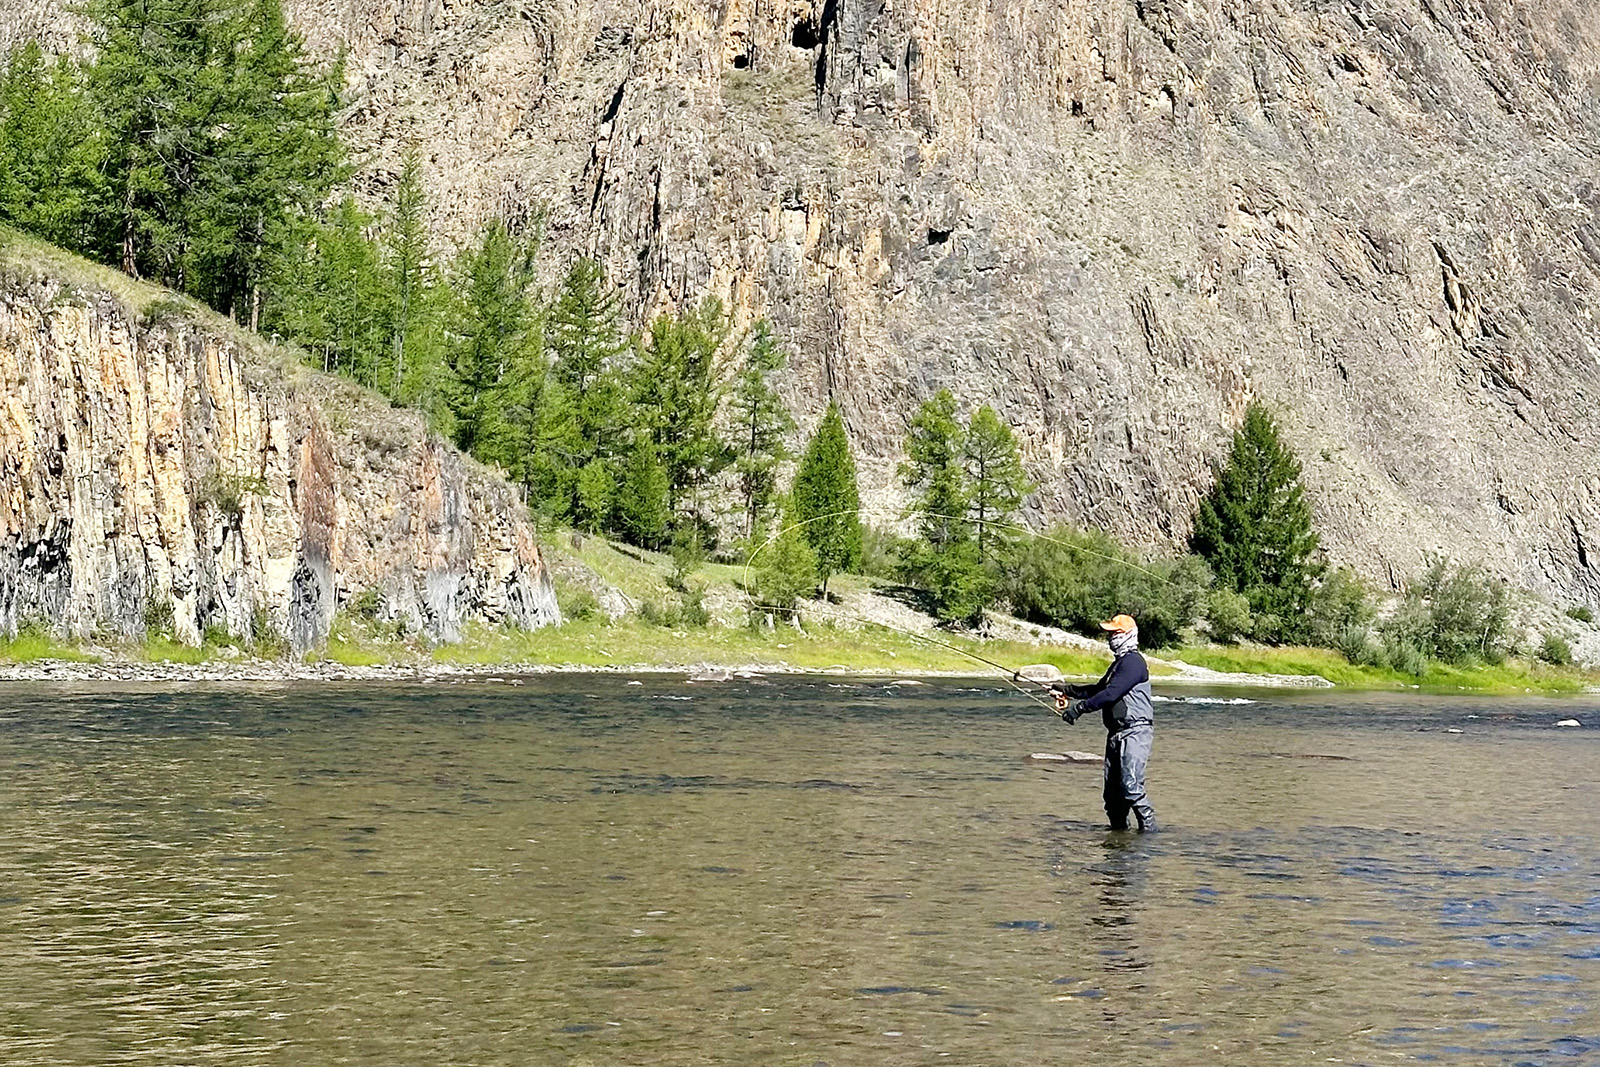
[1099,614,1137,633]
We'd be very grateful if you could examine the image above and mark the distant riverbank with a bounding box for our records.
[0,618,1590,694]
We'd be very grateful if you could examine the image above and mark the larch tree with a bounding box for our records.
[790,402,862,596]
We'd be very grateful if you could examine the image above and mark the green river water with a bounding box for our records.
[0,676,1596,1065]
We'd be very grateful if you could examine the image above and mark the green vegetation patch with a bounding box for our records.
[0,626,100,663]
[139,637,210,665]
[1173,644,1594,694]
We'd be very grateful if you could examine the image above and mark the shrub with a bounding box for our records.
[1308,568,1376,647]
[858,524,909,580]
[558,586,599,622]
[669,529,706,592]
[1383,639,1429,677]
[677,586,711,628]
[350,586,383,621]
[1001,527,1209,649]
[756,516,819,616]
[250,605,289,658]
[1335,623,1383,667]
[899,537,991,624]
[1566,605,1594,624]
[1538,633,1573,666]
[1381,558,1510,666]
[1206,589,1252,644]
[143,596,176,640]
[202,622,237,647]
[199,469,268,521]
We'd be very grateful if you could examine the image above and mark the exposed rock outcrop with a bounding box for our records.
[6,0,1600,608]
[0,248,560,650]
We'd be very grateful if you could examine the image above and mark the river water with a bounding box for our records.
[0,676,1596,1066]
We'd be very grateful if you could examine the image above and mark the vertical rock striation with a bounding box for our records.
[0,256,560,649]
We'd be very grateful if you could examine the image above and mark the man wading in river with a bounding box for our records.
[1052,614,1157,833]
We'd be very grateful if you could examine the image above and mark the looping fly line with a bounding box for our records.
[734,506,1157,713]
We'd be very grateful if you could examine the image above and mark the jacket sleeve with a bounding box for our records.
[1064,664,1113,699]
[1076,656,1142,712]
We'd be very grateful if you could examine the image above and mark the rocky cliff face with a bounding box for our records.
[7,0,1600,606]
[0,247,560,649]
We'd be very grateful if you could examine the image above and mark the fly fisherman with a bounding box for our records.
[1052,614,1157,833]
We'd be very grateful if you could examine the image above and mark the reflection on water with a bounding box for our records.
[1,678,1597,1065]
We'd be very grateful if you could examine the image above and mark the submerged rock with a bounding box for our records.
[1026,751,1100,766]
[1556,719,1583,727]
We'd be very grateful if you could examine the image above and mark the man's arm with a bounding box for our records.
[1056,664,1113,700]
[1075,655,1145,712]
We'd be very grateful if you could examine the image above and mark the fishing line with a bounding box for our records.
[744,592,1066,714]
[740,507,1176,591]
[733,506,1151,715]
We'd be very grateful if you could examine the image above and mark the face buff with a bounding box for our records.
[1110,626,1139,657]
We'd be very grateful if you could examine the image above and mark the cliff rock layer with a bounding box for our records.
[0,247,560,649]
[6,0,1600,605]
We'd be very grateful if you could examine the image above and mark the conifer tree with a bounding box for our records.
[85,0,213,279]
[262,196,387,382]
[1189,403,1322,642]
[84,0,339,302]
[445,220,540,463]
[546,258,629,519]
[630,299,730,532]
[386,148,433,402]
[757,501,819,616]
[732,320,794,540]
[963,404,1032,564]
[185,0,342,320]
[791,402,862,596]
[0,42,102,249]
[899,388,989,621]
[902,388,969,548]
[616,439,671,549]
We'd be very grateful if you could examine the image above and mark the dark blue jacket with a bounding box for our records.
[1068,652,1154,732]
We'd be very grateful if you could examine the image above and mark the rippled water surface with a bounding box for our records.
[2,677,1598,1065]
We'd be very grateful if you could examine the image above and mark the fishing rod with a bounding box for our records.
[733,504,1154,715]
[744,591,1072,715]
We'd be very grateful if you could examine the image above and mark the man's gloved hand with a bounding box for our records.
[1048,684,1079,724]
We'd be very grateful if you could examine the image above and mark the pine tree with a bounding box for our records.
[184,0,342,320]
[616,439,671,549]
[732,320,794,540]
[630,298,731,532]
[963,404,1032,564]
[0,42,102,250]
[900,388,990,621]
[756,501,819,616]
[386,148,433,403]
[791,402,862,596]
[1189,403,1322,642]
[445,219,540,463]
